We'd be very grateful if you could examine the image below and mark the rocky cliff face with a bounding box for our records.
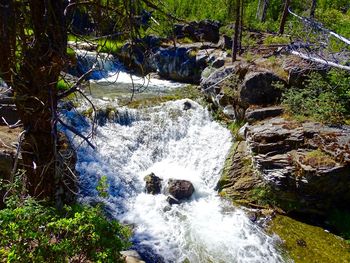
[218,114,350,216]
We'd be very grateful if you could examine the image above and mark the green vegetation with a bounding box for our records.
[0,173,130,263]
[162,0,350,37]
[126,85,202,108]
[0,201,130,263]
[56,78,72,91]
[263,35,290,45]
[97,39,124,54]
[282,69,350,124]
[302,150,336,168]
[269,215,350,263]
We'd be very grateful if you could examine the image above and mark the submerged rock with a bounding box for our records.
[167,179,195,200]
[144,173,162,195]
[166,195,181,205]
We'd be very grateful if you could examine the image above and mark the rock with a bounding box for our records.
[183,101,192,111]
[144,173,162,195]
[121,250,146,263]
[167,179,194,200]
[151,47,206,83]
[240,71,284,105]
[211,57,225,68]
[68,41,97,51]
[218,35,233,50]
[245,117,350,214]
[166,195,181,205]
[244,106,284,123]
[200,66,236,91]
[174,20,221,43]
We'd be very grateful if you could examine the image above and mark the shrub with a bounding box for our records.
[282,69,350,124]
[0,200,131,262]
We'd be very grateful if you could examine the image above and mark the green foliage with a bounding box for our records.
[263,35,290,45]
[97,39,124,54]
[0,200,130,262]
[282,69,350,124]
[227,120,246,139]
[97,175,109,198]
[56,78,72,91]
[0,171,130,263]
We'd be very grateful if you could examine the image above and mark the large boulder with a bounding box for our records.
[239,71,284,105]
[174,20,221,43]
[144,173,162,195]
[151,47,206,83]
[246,117,350,214]
[167,179,194,200]
[244,106,284,123]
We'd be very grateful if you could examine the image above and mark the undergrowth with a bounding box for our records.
[0,172,130,263]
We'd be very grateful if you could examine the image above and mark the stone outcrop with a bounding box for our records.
[244,106,284,123]
[167,179,195,200]
[174,20,221,43]
[239,71,283,105]
[201,64,285,120]
[144,173,162,195]
[219,114,350,216]
[118,35,227,83]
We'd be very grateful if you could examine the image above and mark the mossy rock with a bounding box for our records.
[269,215,350,263]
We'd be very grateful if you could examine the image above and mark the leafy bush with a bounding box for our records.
[0,199,131,263]
[282,69,350,124]
[0,170,130,262]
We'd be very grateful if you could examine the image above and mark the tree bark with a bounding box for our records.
[0,0,67,202]
[232,0,241,62]
[0,0,16,84]
[310,0,316,18]
[261,0,269,22]
[279,0,291,34]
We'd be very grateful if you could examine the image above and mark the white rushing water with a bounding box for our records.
[63,98,285,263]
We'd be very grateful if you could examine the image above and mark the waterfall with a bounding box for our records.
[63,98,285,263]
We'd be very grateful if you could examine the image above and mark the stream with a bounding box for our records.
[63,55,285,263]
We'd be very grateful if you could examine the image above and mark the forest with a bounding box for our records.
[0,0,350,262]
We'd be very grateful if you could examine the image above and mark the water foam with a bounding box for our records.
[65,99,285,263]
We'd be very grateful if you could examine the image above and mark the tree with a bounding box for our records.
[0,0,157,205]
[279,0,291,34]
[232,0,242,62]
[0,0,67,203]
[310,0,317,18]
[256,0,269,22]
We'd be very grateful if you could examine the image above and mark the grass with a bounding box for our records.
[97,39,124,54]
[126,85,202,108]
[302,150,336,168]
[263,35,290,45]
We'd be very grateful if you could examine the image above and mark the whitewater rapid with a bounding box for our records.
[63,98,285,263]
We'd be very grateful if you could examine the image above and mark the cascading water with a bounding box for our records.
[63,96,286,262]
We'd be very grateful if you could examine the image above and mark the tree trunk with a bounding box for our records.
[232,0,241,62]
[256,0,261,19]
[0,0,67,202]
[279,0,291,34]
[310,0,316,18]
[238,0,244,53]
[261,0,269,22]
[0,0,16,83]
